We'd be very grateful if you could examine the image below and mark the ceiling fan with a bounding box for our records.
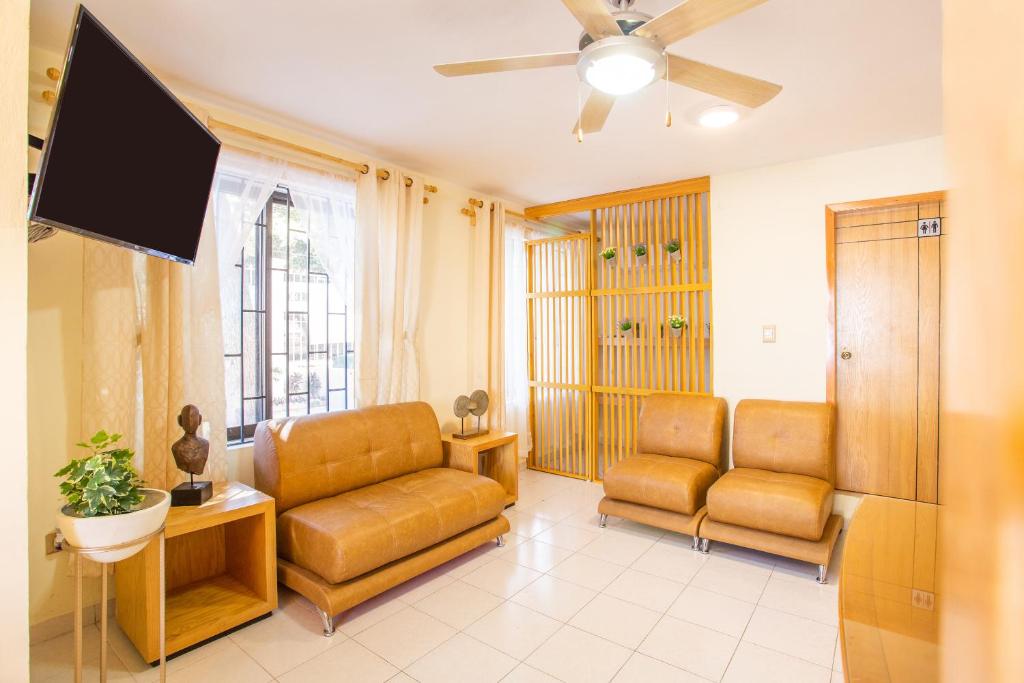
[434,0,782,138]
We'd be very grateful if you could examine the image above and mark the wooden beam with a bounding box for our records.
[524,176,711,219]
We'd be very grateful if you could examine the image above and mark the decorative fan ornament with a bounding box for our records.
[453,389,491,439]
[433,0,782,138]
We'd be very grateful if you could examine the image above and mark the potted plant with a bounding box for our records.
[55,430,171,563]
[600,247,617,266]
[664,239,682,263]
[633,243,648,266]
[667,314,688,338]
[618,319,634,338]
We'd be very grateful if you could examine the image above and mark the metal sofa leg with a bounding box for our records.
[817,563,828,584]
[699,538,710,554]
[691,535,701,551]
[599,513,608,528]
[496,534,506,547]
[315,606,336,637]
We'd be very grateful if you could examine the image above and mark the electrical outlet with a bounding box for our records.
[45,529,64,555]
[762,325,776,343]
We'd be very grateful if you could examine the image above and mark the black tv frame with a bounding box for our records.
[27,4,220,265]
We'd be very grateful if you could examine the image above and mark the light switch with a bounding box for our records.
[762,325,776,343]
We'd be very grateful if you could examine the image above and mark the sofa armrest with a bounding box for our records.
[441,439,478,475]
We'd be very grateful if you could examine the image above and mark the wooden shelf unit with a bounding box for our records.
[441,431,519,506]
[115,482,277,663]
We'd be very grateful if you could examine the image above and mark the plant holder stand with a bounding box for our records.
[63,525,167,683]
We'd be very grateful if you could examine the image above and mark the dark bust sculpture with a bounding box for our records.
[170,404,213,506]
[171,404,209,476]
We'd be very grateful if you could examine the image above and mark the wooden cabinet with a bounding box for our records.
[441,431,519,506]
[115,482,277,663]
[827,194,944,502]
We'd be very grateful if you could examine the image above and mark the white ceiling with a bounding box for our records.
[30,0,942,208]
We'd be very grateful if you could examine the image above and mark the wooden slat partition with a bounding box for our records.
[526,233,593,479]
[526,180,712,481]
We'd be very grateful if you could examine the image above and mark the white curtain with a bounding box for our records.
[355,168,425,406]
[504,218,538,457]
[211,148,285,316]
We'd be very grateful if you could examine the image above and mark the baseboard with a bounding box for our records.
[30,598,116,645]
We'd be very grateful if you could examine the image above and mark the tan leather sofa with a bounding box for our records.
[253,401,510,635]
[700,399,842,583]
[597,393,727,546]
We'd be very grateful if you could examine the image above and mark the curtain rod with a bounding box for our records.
[208,118,437,193]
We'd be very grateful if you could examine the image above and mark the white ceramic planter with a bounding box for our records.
[603,256,617,267]
[56,488,171,563]
[635,254,648,266]
[668,250,682,263]
[670,325,684,338]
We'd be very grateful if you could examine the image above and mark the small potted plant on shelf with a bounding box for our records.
[664,239,682,263]
[667,314,688,338]
[600,246,617,266]
[633,243,648,266]
[618,319,634,337]
[55,430,171,563]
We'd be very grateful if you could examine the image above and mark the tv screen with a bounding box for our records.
[29,5,220,265]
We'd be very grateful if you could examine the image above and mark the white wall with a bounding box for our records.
[0,0,31,678]
[710,135,947,519]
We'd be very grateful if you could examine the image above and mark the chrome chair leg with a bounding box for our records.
[496,534,506,547]
[816,564,828,584]
[316,606,335,637]
[599,513,608,528]
[699,538,710,554]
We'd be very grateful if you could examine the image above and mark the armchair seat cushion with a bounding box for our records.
[603,453,718,516]
[707,468,833,541]
[278,467,506,584]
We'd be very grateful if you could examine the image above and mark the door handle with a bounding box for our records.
[840,349,852,360]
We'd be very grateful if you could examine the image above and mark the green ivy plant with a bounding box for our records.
[618,319,633,333]
[633,243,648,257]
[55,431,144,517]
[600,247,617,261]
[664,239,681,254]
[668,315,688,330]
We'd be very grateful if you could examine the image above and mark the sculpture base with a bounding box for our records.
[451,429,489,440]
[170,480,213,507]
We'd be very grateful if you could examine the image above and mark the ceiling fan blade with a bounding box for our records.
[634,0,768,46]
[560,0,623,39]
[434,51,579,77]
[666,53,781,107]
[572,89,616,135]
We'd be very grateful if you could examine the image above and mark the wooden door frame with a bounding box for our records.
[824,190,947,403]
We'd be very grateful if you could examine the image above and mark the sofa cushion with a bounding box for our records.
[637,394,727,468]
[603,453,718,516]
[278,468,506,583]
[706,468,833,541]
[732,400,836,483]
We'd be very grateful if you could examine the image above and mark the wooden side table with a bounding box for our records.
[442,431,519,506]
[115,482,277,663]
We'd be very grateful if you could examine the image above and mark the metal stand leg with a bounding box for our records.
[691,536,701,551]
[100,563,108,683]
[496,535,506,547]
[699,538,710,554]
[159,532,166,682]
[817,564,827,584]
[74,552,83,683]
[316,607,336,637]
[598,514,608,528]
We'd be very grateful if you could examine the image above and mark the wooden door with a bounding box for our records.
[830,197,944,501]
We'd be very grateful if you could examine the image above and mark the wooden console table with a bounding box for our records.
[115,482,277,663]
[839,495,940,682]
[442,431,519,506]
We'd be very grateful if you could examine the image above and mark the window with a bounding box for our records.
[224,186,354,444]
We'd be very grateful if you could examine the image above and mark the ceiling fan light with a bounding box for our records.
[699,105,740,128]
[586,54,655,95]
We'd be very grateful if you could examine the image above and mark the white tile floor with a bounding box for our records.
[31,465,846,682]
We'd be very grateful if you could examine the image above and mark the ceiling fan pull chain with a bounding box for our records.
[664,52,673,127]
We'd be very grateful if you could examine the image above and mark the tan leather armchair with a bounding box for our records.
[597,393,727,547]
[253,401,509,635]
[700,399,841,583]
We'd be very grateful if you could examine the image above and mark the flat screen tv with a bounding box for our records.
[29,5,220,265]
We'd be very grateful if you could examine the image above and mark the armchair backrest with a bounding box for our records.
[637,393,727,469]
[732,399,836,483]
